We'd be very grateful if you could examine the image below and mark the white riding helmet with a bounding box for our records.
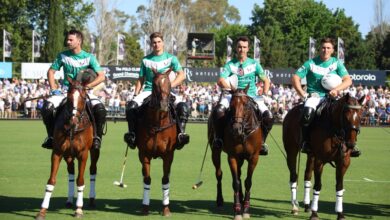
[321,74,342,90]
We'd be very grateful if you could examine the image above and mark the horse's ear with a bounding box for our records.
[358,95,366,106]
[244,83,250,94]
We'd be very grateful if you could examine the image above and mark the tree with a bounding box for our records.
[46,0,65,61]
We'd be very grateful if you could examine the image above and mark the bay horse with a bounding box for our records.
[36,77,96,220]
[208,85,263,220]
[135,68,178,216]
[282,93,365,220]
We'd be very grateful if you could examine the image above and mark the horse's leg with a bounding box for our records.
[211,146,224,207]
[36,152,62,220]
[286,145,300,214]
[303,155,315,212]
[65,157,75,208]
[310,159,324,220]
[228,155,243,220]
[335,155,351,220]
[89,148,100,208]
[139,152,151,215]
[237,158,244,204]
[161,152,174,217]
[74,152,88,218]
[242,154,259,219]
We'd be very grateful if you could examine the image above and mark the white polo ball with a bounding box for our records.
[321,74,342,90]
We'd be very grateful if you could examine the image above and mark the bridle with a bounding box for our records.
[336,99,362,149]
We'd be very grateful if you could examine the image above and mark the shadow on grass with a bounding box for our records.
[0,196,389,219]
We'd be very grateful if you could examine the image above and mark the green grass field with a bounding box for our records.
[0,121,389,220]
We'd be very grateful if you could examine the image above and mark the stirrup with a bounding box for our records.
[260,143,269,156]
[92,137,101,149]
[176,133,189,150]
[41,137,53,149]
[350,147,361,158]
[124,132,136,149]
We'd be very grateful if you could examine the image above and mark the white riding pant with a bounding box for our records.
[219,94,272,116]
[47,91,102,108]
[133,90,180,106]
[304,96,325,110]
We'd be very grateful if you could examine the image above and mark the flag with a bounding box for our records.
[33,30,41,58]
[226,36,233,62]
[309,37,316,59]
[3,30,12,58]
[172,36,177,56]
[337,37,345,63]
[254,36,261,61]
[144,34,151,56]
[90,34,96,56]
[117,33,125,60]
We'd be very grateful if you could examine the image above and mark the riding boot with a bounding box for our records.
[260,110,274,156]
[41,101,55,149]
[92,103,107,150]
[301,107,315,154]
[175,102,190,150]
[211,104,226,149]
[124,100,138,149]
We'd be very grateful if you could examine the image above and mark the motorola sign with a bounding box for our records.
[348,70,386,86]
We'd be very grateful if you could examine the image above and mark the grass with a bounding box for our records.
[0,120,389,220]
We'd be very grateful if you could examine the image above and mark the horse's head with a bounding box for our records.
[334,93,365,149]
[229,84,251,138]
[151,68,172,112]
[66,77,89,128]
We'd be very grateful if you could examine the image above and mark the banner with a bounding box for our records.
[33,30,41,58]
[172,36,177,56]
[309,37,316,59]
[117,33,125,61]
[337,37,345,63]
[0,62,12,78]
[90,34,96,56]
[226,36,233,62]
[21,63,64,79]
[254,36,261,61]
[3,30,12,58]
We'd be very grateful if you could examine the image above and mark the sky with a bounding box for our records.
[110,0,390,37]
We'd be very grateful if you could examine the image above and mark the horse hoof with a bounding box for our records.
[291,208,299,215]
[65,201,73,208]
[243,213,250,219]
[142,205,149,215]
[89,198,96,208]
[337,212,346,220]
[35,213,45,220]
[233,214,243,220]
[162,206,171,217]
[310,211,319,220]
[74,208,83,218]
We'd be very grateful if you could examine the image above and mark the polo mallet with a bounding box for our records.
[192,141,210,189]
[113,146,129,188]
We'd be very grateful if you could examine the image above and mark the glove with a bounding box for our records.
[50,89,62,95]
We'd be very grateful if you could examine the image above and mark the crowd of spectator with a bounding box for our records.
[1,78,390,126]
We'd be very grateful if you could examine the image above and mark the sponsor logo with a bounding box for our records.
[350,73,376,81]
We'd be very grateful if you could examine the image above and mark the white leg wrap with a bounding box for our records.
[67,174,75,203]
[162,183,170,206]
[289,182,298,206]
[311,190,320,212]
[335,189,345,213]
[142,184,151,206]
[304,181,312,205]
[41,184,55,209]
[89,174,96,198]
[76,185,85,208]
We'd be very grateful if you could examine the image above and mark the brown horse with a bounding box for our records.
[135,69,178,216]
[283,93,365,220]
[208,85,263,220]
[36,78,95,220]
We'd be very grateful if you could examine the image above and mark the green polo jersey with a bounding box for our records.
[295,56,348,97]
[50,50,102,86]
[139,52,182,91]
[220,57,266,97]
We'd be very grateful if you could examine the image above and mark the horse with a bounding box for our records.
[36,77,96,220]
[135,68,178,216]
[208,84,263,220]
[282,93,365,220]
